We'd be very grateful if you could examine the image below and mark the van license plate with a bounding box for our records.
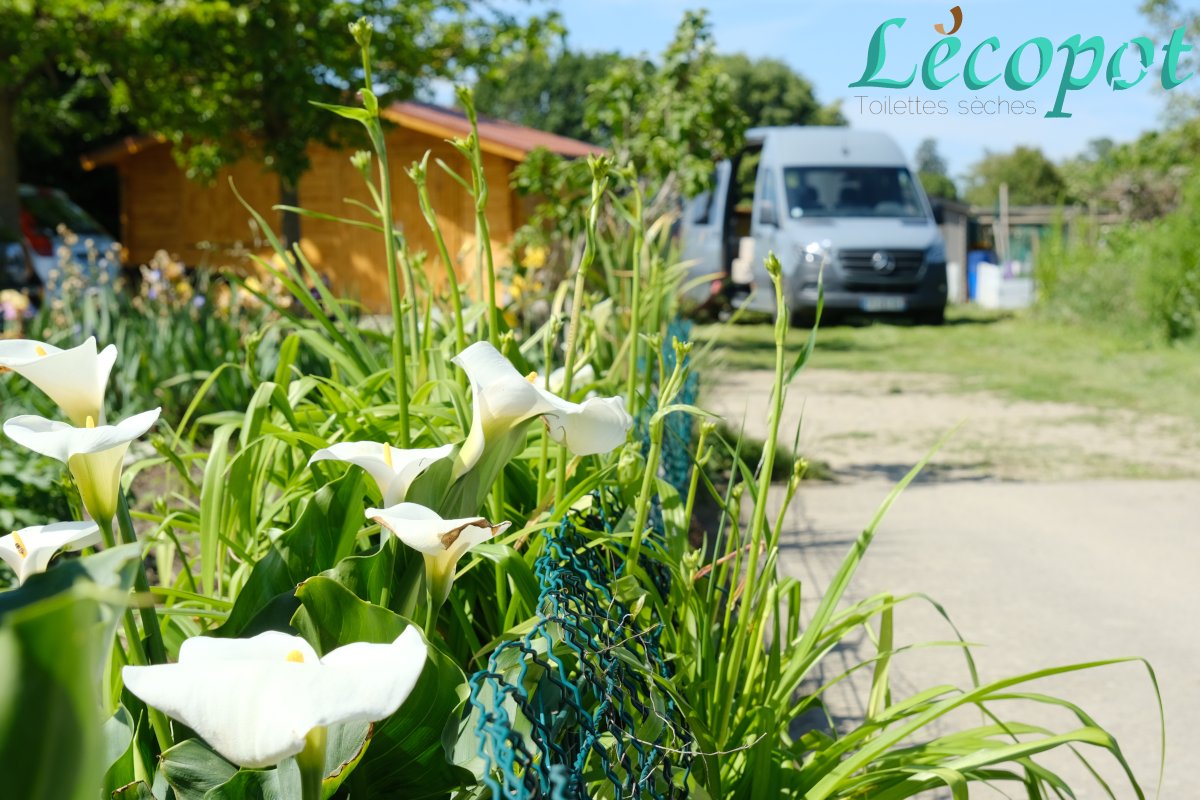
[860,296,907,312]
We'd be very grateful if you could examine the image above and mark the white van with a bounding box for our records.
[681,127,948,325]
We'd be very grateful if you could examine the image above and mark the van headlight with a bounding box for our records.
[796,241,831,271]
[926,239,946,264]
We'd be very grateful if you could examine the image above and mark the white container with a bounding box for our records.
[975,262,1035,309]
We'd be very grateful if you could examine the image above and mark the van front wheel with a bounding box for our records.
[915,306,945,326]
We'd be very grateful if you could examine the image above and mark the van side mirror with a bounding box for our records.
[757,198,779,227]
[931,200,946,225]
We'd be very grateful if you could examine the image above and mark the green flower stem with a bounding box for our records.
[460,94,500,348]
[682,422,713,542]
[623,180,645,415]
[626,427,662,569]
[377,535,396,611]
[411,155,467,359]
[536,316,561,505]
[356,34,413,445]
[296,726,328,800]
[555,159,610,507]
[628,339,686,567]
[112,499,176,754]
[116,495,167,667]
[716,255,789,740]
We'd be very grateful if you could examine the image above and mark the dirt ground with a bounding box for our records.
[706,368,1200,482]
[705,369,1200,798]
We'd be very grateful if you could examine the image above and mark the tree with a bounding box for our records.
[0,1,125,236]
[964,146,1067,206]
[474,48,622,143]
[915,138,947,176]
[112,1,554,245]
[585,10,744,203]
[716,54,844,128]
[475,48,840,144]
[914,138,957,200]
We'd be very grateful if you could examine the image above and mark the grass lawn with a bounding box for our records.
[694,306,1200,424]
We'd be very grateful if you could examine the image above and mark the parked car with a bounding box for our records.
[0,224,34,291]
[16,185,120,291]
[680,127,948,325]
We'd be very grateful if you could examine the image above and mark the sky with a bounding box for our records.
[527,0,1187,180]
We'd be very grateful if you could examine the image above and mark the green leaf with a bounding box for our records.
[217,473,366,637]
[0,591,108,800]
[112,781,157,800]
[319,537,425,620]
[102,706,137,798]
[291,578,474,798]
[0,543,141,620]
[310,100,373,124]
[160,729,369,800]
[160,739,238,800]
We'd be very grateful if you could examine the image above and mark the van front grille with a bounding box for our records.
[839,249,925,278]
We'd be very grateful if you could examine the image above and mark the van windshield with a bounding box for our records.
[783,167,925,219]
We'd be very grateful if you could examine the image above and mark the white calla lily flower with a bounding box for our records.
[3,408,161,524]
[367,502,510,605]
[0,521,101,585]
[451,342,631,474]
[122,628,427,769]
[308,441,453,505]
[0,337,117,425]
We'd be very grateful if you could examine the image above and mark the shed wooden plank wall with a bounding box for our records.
[118,125,521,311]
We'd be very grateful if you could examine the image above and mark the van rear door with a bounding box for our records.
[679,161,730,303]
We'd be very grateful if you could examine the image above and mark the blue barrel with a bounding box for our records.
[966,250,996,300]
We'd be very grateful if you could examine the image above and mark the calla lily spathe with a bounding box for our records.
[0,521,101,585]
[367,502,510,605]
[0,337,117,425]
[452,342,631,474]
[308,441,453,505]
[123,628,427,769]
[3,408,161,524]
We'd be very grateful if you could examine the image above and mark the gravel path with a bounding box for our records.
[705,369,1200,798]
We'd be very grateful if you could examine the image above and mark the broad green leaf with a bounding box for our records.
[0,591,107,800]
[319,536,425,621]
[160,739,238,800]
[102,706,136,798]
[112,781,157,799]
[217,473,366,637]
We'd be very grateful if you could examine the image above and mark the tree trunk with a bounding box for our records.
[279,174,301,250]
[0,92,21,238]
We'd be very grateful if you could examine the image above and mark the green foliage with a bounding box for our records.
[586,10,744,201]
[0,0,126,231]
[914,139,957,199]
[964,145,1068,207]
[475,47,623,142]
[114,0,554,190]
[1040,181,1200,342]
[917,171,958,201]
[716,53,845,128]
[1059,121,1200,220]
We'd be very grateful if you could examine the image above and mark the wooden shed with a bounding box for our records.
[81,102,600,310]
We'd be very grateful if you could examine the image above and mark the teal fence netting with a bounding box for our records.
[463,324,698,798]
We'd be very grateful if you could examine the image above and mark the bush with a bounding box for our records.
[1040,185,1200,343]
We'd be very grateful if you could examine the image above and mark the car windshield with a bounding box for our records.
[20,188,106,235]
[783,167,925,219]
